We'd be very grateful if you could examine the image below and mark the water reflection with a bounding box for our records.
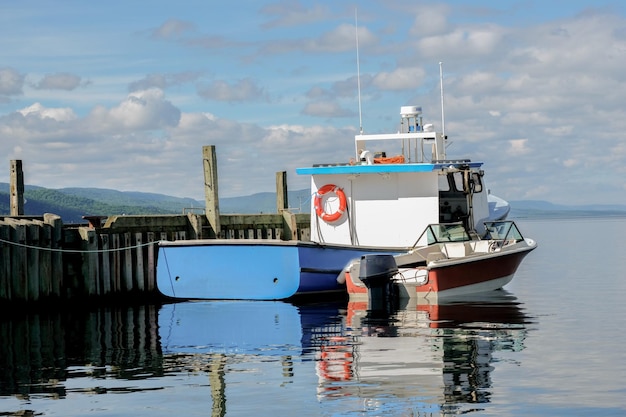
[0,305,163,400]
[333,292,530,414]
[0,291,531,416]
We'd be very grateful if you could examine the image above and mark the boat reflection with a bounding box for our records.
[315,290,531,414]
[0,292,530,416]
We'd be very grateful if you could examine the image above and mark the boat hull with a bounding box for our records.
[346,243,535,301]
[416,248,532,298]
[157,241,301,300]
[157,240,401,300]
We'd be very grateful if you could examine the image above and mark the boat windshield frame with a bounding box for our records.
[413,220,526,247]
[414,222,472,246]
[483,221,525,243]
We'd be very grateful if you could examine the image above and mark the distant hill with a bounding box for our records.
[0,183,313,223]
[1,182,625,223]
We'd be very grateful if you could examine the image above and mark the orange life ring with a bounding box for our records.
[314,184,347,223]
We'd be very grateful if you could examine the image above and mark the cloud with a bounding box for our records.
[372,67,426,91]
[507,139,529,156]
[408,4,450,36]
[261,23,377,54]
[562,159,577,168]
[128,72,203,92]
[0,67,25,97]
[183,35,245,50]
[260,1,333,29]
[151,19,195,40]
[18,102,77,121]
[32,73,84,90]
[418,25,504,58]
[301,100,355,118]
[95,88,181,130]
[197,78,267,102]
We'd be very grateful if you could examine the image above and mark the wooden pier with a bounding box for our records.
[0,147,311,303]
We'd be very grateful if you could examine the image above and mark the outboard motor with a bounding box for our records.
[359,254,399,313]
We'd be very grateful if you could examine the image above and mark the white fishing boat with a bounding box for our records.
[343,221,536,303]
[157,105,534,300]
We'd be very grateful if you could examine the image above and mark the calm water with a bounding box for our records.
[1,217,625,416]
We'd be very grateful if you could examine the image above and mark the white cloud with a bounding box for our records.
[18,102,77,121]
[418,26,504,58]
[151,19,195,39]
[197,79,267,102]
[409,4,449,37]
[507,139,530,156]
[32,73,84,90]
[95,89,181,130]
[0,67,25,96]
[302,100,355,118]
[562,159,577,168]
[372,67,426,91]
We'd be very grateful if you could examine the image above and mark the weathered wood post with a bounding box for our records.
[43,213,63,298]
[276,171,297,241]
[0,224,10,300]
[276,171,288,211]
[79,227,99,296]
[8,219,26,300]
[203,145,221,238]
[10,160,24,216]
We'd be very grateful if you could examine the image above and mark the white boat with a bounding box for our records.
[156,106,534,300]
[343,221,536,303]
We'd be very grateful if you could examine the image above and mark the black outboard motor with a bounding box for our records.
[359,254,399,313]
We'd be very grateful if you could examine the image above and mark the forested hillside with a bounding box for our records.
[0,186,179,223]
[0,183,311,223]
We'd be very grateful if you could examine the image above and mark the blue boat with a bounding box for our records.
[157,105,528,300]
[157,240,399,300]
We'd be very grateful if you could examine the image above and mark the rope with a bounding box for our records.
[0,237,159,254]
[160,248,176,297]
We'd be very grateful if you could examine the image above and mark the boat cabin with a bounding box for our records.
[296,107,491,249]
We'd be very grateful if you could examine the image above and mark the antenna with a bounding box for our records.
[439,62,445,143]
[355,9,363,134]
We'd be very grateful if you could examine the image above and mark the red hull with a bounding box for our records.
[417,249,530,293]
[346,248,533,298]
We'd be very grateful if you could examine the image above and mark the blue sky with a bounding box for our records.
[1,1,626,205]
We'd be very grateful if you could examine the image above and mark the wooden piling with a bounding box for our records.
[276,171,288,211]
[27,222,40,301]
[8,219,26,300]
[44,213,63,298]
[9,160,24,216]
[203,145,221,237]
[0,225,9,300]
[79,227,99,296]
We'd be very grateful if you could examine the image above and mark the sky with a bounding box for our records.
[1,0,626,206]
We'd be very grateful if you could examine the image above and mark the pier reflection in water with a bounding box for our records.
[0,292,529,416]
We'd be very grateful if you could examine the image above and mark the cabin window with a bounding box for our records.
[452,172,464,192]
[471,172,483,193]
[438,174,450,191]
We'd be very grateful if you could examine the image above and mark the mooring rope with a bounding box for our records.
[0,237,159,254]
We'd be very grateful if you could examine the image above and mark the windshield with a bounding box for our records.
[422,223,471,244]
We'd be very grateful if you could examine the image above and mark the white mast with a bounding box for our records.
[439,61,446,158]
[355,9,363,135]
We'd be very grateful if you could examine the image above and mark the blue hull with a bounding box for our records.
[157,242,301,300]
[156,240,401,300]
[296,244,398,295]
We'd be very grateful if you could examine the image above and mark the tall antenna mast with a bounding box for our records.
[355,9,363,134]
[439,62,445,144]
